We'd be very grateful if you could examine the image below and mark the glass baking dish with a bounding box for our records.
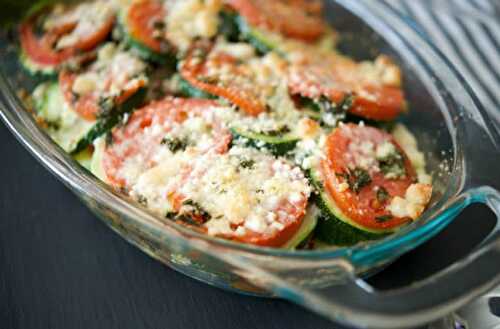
[1,1,499,328]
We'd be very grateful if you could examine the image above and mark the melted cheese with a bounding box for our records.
[387,183,432,220]
[165,0,222,52]
[138,146,312,236]
[45,1,116,50]
[392,124,432,184]
[72,44,148,99]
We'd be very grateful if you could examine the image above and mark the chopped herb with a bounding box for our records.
[262,125,290,137]
[198,75,218,84]
[161,137,188,153]
[105,131,113,147]
[337,168,372,193]
[165,211,201,226]
[152,20,166,31]
[71,91,80,102]
[375,215,393,223]
[165,211,177,219]
[378,150,406,179]
[376,187,390,203]
[349,167,372,193]
[317,96,338,113]
[192,47,208,61]
[239,159,255,169]
[340,94,354,111]
[182,199,211,223]
[315,94,353,114]
[45,120,61,131]
[137,195,148,206]
[97,96,114,117]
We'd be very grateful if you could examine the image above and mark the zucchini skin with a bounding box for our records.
[235,16,274,54]
[118,11,176,66]
[218,11,240,42]
[282,205,318,249]
[314,194,384,246]
[70,87,147,155]
[124,33,175,66]
[308,169,389,246]
[20,52,58,78]
[178,78,217,100]
[230,128,299,156]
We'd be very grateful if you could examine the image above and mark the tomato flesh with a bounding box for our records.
[169,156,308,248]
[232,198,307,247]
[102,98,229,187]
[322,123,416,230]
[20,4,115,68]
[59,71,146,121]
[288,55,405,121]
[126,0,167,53]
[180,40,267,116]
[226,0,325,42]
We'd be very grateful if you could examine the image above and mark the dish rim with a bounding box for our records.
[0,0,496,261]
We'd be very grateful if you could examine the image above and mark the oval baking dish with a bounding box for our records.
[0,1,499,328]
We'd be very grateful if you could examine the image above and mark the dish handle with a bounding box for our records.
[226,187,500,329]
[224,118,500,328]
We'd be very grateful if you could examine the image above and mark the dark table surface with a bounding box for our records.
[0,122,496,329]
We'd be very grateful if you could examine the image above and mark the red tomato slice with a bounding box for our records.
[19,3,115,68]
[180,40,267,116]
[169,155,308,248]
[232,197,308,247]
[288,55,405,121]
[125,0,167,53]
[59,70,146,121]
[226,0,326,42]
[322,123,417,230]
[102,98,231,187]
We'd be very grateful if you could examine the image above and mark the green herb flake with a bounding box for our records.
[375,215,393,223]
[165,211,201,227]
[349,167,372,193]
[97,96,114,117]
[161,137,188,153]
[182,199,212,223]
[262,125,290,137]
[105,132,113,147]
[137,195,148,206]
[239,159,255,169]
[376,187,390,203]
[378,150,406,179]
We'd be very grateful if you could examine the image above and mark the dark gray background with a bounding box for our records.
[0,122,496,329]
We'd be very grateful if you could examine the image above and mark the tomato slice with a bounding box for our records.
[102,98,231,187]
[322,123,417,230]
[288,54,405,121]
[232,197,308,247]
[19,1,115,68]
[59,70,145,121]
[169,152,309,248]
[125,0,167,53]
[180,40,267,116]
[226,0,326,42]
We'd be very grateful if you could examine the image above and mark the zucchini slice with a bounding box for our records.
[230,127,299,156]
[178,77,216,100]
[90,137,108,182]
[119,1,176,65]
[236,15,276,54]
[33,82,146,155]
[73,147,94,171]
[282,205,318,249]
[308,167,390,246]
[20,52,58,78]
